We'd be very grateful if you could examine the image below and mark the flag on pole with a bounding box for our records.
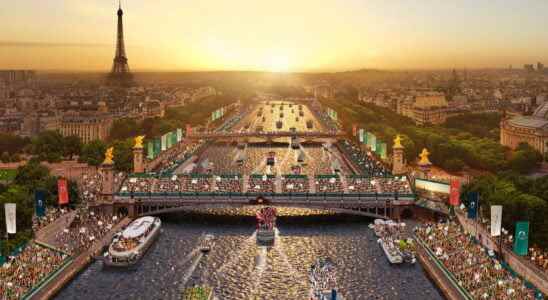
[166,133,172,149]
[513,221,529,256]
[370,134,377,151]
[186,124,192,137]
[358,129,364,143]
[147,141,154,159]
[379,143,387,159]
[171,131,178,146]
[176,128,183,142]
[449,179,460,206]
[35,190,46,217]
[57,178,69,205]
[161,134,167,151]
[490,205,502,237]
[153,138,161,157]
[467,191,479,219]
[352,124,357,137]
[4,203,16,234]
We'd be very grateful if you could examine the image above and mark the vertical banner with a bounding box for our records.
[35,190,46,217]
[490,205,502,237]
[176,128,183,142]
[370,134,377,151]
[467,191,479,219]
[513,221,529,256]
[186,124,192,137]
[379,143,387,159]
[170,131,178,146]
[57,178,69,205]
[147,141,154,159]
[166,132,173,149]
[4,203,16,234]
[358,129,364,143]
[161,134,167,151]
[449,179,461,206]
[211,111,215,121]
[363,131,368,145]
[375,141,382,155]
[153,138,161,158]
[352,124,357,137]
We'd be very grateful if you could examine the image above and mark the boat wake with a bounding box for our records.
[217,231,257,274]
[178,252,204,291]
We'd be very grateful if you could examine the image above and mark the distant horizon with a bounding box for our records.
[2,1,548,72]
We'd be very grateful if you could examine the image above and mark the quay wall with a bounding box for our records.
[415,243,468,300]
[30,217,132,300]
[456,212,548,295]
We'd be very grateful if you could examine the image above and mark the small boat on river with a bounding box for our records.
[309,257,344,300]
[378,238,404,264]
[103,216,161,267]
[200,234,215,253]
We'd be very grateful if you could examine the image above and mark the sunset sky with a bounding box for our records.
[1,0,548,72]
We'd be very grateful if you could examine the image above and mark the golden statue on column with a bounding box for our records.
[103,147,114,165]
[134,135,145,149]
[418,148,431,166]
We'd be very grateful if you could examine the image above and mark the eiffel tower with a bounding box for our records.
[108,1,133,85]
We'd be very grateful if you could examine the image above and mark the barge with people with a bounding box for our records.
[256,207,277,245]
[103,216,161,267]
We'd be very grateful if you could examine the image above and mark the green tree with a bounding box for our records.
[509,143,542,174]
[109,118,140,141]
[63,135,82,160]
[111,139,134,172]
[31,130,65,162]
[80,140,107,167]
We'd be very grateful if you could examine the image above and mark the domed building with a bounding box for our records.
[500,102,548,155]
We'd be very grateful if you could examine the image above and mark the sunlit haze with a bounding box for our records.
[1,0,548,71]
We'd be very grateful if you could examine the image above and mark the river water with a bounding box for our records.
[56,207,443,300]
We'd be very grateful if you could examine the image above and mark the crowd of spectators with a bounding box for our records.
[214,175,242,193]
[315,176,344,193]
[347,177,377,193]
[415,221,538,300]
[338,140,390,177]
[0,243,68,300]
[281,176,309,193]
[377,177,412,194]
[155,142,203,174]
[54,207,125,255]
[80,172,104,203]
[32,207,72,233]
[248,175,275,193]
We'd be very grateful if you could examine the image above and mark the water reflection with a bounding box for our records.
[56,208,443,300]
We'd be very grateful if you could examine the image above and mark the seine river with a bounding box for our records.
[56,208,443,300]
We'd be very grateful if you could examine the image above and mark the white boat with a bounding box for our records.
[104,216,161,267]
[379,238,403,264]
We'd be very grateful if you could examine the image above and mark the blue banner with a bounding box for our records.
[467,191,479,219]
[35,190,46,217]
[513,221,529,256]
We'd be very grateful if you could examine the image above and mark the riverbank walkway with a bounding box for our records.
[28,217,131,300]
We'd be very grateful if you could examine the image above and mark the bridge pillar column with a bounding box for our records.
[133,145,144,173]
[99,161,114,213]
[127,199,136,218]
[392,138,406,175]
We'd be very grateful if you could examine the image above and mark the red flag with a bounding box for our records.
[352,124,357,137]
[57,178,69,205]
[449,179,460,206]
[185,124,192,137]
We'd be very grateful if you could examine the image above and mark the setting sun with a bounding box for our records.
[265,54,291,73]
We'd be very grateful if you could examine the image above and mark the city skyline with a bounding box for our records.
[1,0,548,72]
